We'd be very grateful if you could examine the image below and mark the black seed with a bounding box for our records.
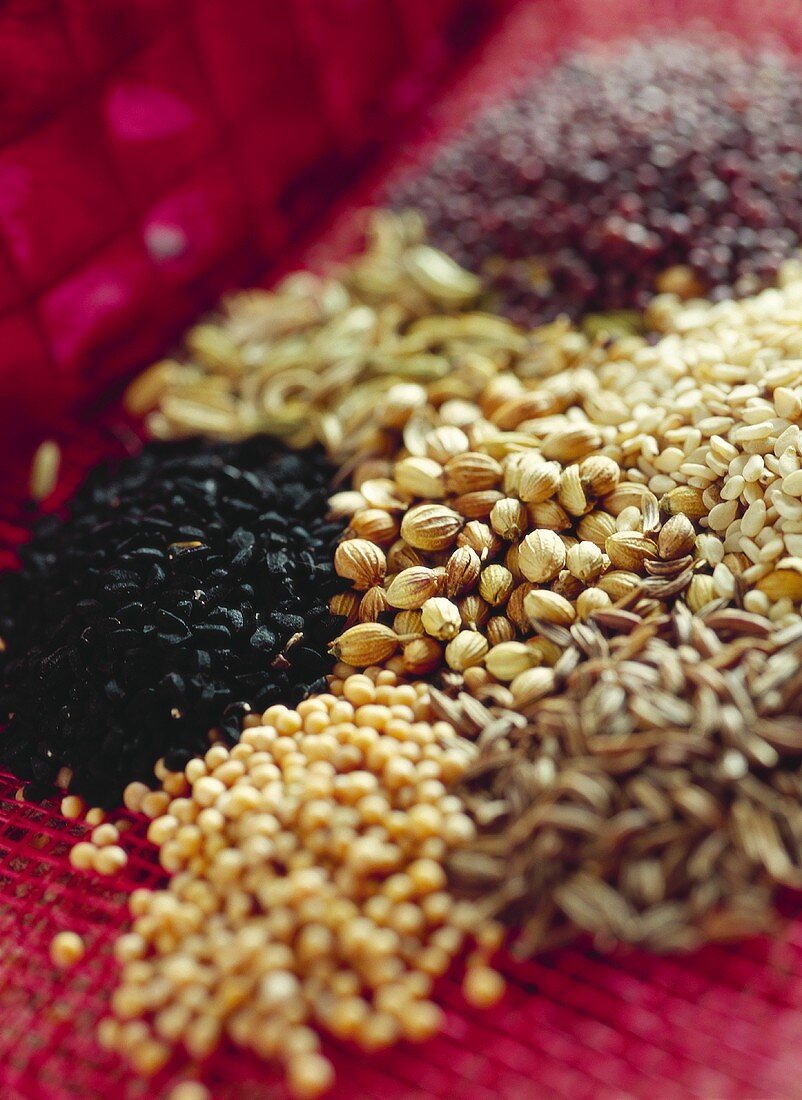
[164,748,193,771]
[0,437,348,807]
[266,612,305,634]
[250,626,277,651]
[193,624,232,646]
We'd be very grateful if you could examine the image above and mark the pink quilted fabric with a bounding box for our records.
[0,0,513,566]
[0,0,509,451]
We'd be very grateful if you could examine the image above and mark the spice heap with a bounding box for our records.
[443,603,802,955]
[0,437,345,806]
[125,211,487,463]
[11,31,802,1096]
[102,669,503,1097]
[645,274,802,613]
[329,264,802,687]
[390,36,802,324]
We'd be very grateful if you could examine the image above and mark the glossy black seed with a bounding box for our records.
[163,748,193,771]
[391,36,802,324]
[0,437,347,807]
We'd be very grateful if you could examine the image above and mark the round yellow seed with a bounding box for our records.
[50,931,85,968]
[167,1084,210,1100]
[287,1053,335,1099]
[91,823,120,847]
[60,795,84,820]
[93,846,128,876]
[463,965,506,1009]
[104,672,500,1099]
[69,841,96,871]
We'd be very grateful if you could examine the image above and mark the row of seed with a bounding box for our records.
[125,205,802,630]
[326,265,802,688]
[329,440,704,700]
[99,670,504,1098]
[126,208,802,638]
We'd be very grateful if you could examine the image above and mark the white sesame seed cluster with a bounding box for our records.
[506,267,802,615]
[329,262,802,685]
[638,268,802,614]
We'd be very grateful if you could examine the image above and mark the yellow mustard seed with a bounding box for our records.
[122,781,149,814]
[91,823,119,847]
[93,845,128,876]
[104,671,502,1098]
[69,841,96,871]
[462,964,506,1009]
[50,930,85,968]
[60,795,85,820]
[167,1084,211,1100]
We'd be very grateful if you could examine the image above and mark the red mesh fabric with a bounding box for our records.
[3,764,802,1100]
[5,2,802,1098]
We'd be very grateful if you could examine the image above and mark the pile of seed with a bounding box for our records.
[328,263,802,688]
[125,211,488,463]
[643,271,802,611]
[102,669,504,1098]
[390,36,802,325]
[328,447,698,698]
[440,602,802,955]
[0,437,345,807]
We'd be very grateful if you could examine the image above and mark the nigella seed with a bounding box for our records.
[250,626,277,650]
[212,609,246,632]
[230,544,254,570]
[222,701,251,720]
[305,675,327,696]
[163,748,193,771]
[193,624,232,645]
[147,564,166,586]
[128,547,165,562]
[0,437,348,806]
[267,612,305,633]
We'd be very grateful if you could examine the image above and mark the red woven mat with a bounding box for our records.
[5,2,802,1098]
[4,764,802,1100]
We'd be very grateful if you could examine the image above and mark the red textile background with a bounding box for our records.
[4,2,802,1099]
[0,0,511,560]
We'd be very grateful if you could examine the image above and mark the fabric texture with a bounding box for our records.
[0,0,507,540]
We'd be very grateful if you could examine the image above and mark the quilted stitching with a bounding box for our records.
[0,0,509,459]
